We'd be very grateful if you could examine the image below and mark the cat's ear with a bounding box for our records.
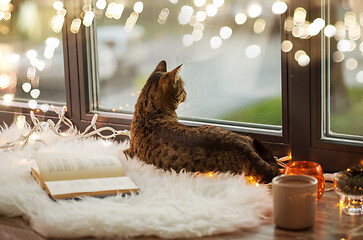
[168,64,183,83]
[154,60,167,72]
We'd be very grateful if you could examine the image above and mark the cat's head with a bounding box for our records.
[139,60,187,112]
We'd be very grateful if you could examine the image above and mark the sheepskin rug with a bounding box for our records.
[0,124,272,239]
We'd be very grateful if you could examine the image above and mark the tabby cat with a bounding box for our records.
[124,61,280,183]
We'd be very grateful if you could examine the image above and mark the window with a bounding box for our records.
[0,0,362,172]
[0,0,66,111]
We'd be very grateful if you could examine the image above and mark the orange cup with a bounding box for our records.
[283,161,325,201]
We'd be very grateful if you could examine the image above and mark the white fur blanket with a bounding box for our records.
[0,124,272,239]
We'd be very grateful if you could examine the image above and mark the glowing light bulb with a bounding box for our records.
[272,1,287,15]
[235,13,247,25]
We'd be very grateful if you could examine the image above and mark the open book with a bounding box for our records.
[31,152,139,199]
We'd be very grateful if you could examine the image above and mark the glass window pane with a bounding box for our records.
[0,0,66,110]
[90,0,282,127]
[327,0,363,138]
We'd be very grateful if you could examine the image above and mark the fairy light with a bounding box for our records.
[220,26,232,39]
[53,1,63,11]
[281,40,293,52]
[235,12,247,25]
[51,14,64,33]
[70,18,81,34]
[210,36,222,49]
[30,89,40,99]
[178,5,193,24]
[26,50,37,60]
[272,1,288,15]
[245,44,261,59]
[133,1,143,14]
[297,54,310,67]
[293,7,306,26]
[22,83,31,93]
[196,11,206,22]
[0,74,10,89]
[40,103,50,113]
[27,67,36,80]
[294,50,306,61]
[124,12,139,32]
[206,4,217,17]
[213,0,224,8]
[253,19,266,33]
[158,8,169,24]
[16,115,26,130]
[346,58,358,70]
[332,51,344,62]
[247,3,262,18]
[96,0,106,10]
[28,100,37,109]
[194,0,205,7]
[183,34,193,47]
[3,93,13,105]
[324,25,337,38]
[284,17,294,31]
[83,11,95,27]
[192,30,203,41]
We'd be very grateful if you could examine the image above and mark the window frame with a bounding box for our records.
[0,0,362,172]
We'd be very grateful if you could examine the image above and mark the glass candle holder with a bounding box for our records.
[334,172,363,216]
[284,161,325,201]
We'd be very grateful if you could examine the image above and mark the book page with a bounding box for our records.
[44,176,139,199]
[34,152,124,182]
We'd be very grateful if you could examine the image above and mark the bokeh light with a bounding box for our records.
[235,13,247,25]
[281,40,293,52]
[245,44,261,59]
[210,36,222,49]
